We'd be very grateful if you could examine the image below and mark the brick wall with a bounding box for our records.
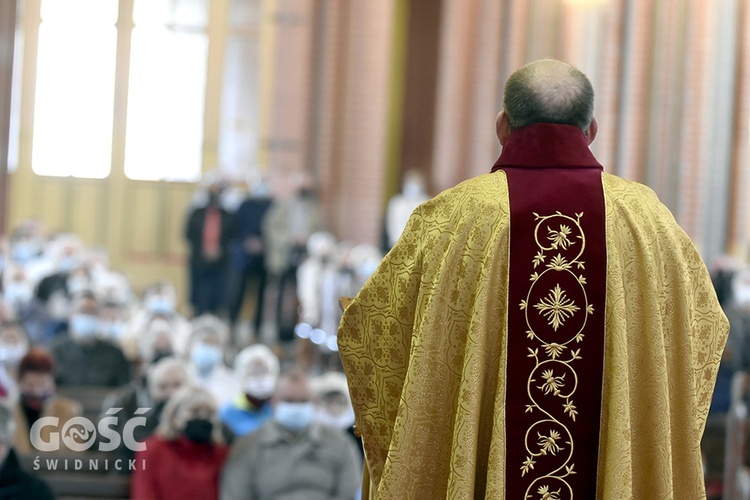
[263,0,750,257]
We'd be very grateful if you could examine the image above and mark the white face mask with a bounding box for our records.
[0,344,28,364]
[316,408,355,430]
[243,375,277,399]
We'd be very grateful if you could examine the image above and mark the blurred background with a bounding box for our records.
[1,0,748,292]
[1,0,750,498]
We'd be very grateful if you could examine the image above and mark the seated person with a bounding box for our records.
[34,233,85,304]
[13,347,82,454]
[122,282,192,358]
[5,270,61,348]
[131,385,228,500]
[186,315,238,407]
[311,371,361,457]
[220,368,362,500]
[50,291,131,387]
[0,320,31,397]
[0,401,54,499]
[102,356,191,465]
[219,344,279,436]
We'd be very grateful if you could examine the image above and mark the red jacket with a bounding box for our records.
[131,435,228,500]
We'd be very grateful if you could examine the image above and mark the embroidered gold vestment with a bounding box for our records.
[338,124,729,499]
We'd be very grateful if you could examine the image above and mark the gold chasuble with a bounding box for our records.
[338,124,729,499]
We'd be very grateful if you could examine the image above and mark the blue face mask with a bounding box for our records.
[101,321,126,339]
[58,257,77,273]
[69,314,100,340]
[191,342,223,375]
[274,402,315,431]
[4,283,34,307]
[11,242,39,264]
[147,296,174,315]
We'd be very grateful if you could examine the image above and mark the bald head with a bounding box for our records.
[502,59,594,133]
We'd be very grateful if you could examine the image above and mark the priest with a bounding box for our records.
[338,59,729,499]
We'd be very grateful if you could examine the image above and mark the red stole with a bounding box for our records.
[492,124,606,498]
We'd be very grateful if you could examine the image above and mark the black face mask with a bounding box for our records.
[184,418,213,443]
[22,393,50,411]
[151,350,173,365]
[152,400,167,419]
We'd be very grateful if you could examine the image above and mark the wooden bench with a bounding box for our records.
[18,451,132,499]
[56,385,124,423]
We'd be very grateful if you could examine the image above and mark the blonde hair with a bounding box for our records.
[156,385,223,444]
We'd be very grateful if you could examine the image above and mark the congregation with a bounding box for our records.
[0,171,743,499]
[0,174,381,499]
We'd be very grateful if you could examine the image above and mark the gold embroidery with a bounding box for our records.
[537,484,562,500]
[537,429,564,455]
[521,211,590,498]
[533,284,580,331]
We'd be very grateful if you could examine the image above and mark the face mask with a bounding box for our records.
[67,276,90,295]
[69,314,100,339]
[47,294,70,320]
[21,392,53,411]
[152,400,168,419]
[274,402,315,431]
[183,418,214,443]
[0,344,28,364]
[316,408,356,430]
[191,343,223,375]
[57,257,77,273]
[101,321,126,340]
[4,283,34,307]
[12,242,39,264]
[147,296,175,315]
[243,375,276,399]
[251,183,268,197]
[151,349,173,365]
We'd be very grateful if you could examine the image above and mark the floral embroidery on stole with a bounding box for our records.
[493,124,607,498]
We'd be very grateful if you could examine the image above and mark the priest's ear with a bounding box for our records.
[496,111,511,146]
[585,117,599,145]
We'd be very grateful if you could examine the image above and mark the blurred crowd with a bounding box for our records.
[0,169,433,499]
[709,256,750,413]
[702,256,750,496]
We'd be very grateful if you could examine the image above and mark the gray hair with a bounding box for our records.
[0,401,16,445]
[146,357,191,398]
[156,385,223,444]
[234,344,279,380]
[189,314,230,347]
[503,59,594,133]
